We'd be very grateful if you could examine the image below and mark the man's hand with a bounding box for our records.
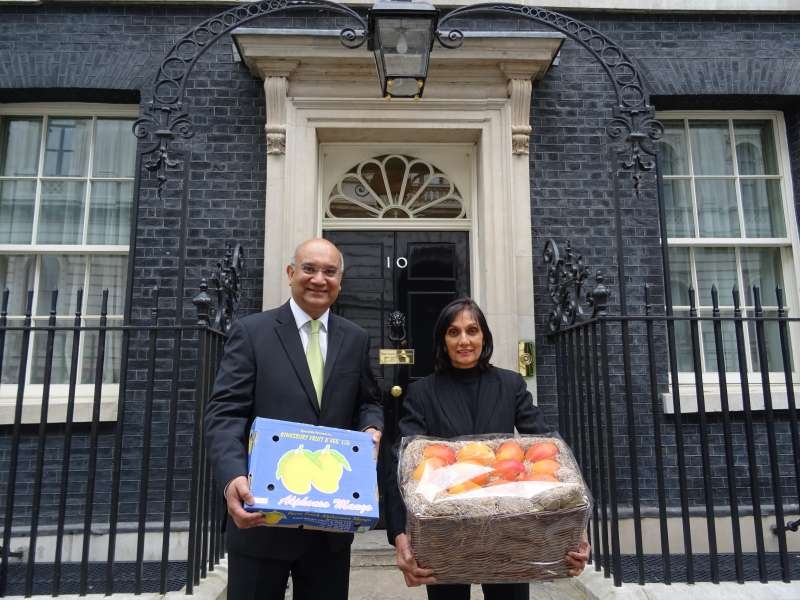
[365,427,382,446]
[225,475,264,529]
[565,534,590,577]
[395,533,436,587]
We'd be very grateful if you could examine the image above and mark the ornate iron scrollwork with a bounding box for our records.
[133,0,368,199]
[607,112,664,199]
[339,26,367,49]
[133,103,193,192]
[437,4,663,183]
[435,28,464,49]
[193,243,246,333]
[544,239,608,333]
[136,2,662,198]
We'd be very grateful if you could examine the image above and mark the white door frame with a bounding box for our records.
[234,28,562,377]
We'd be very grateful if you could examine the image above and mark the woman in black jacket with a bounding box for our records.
[384,298,589,600]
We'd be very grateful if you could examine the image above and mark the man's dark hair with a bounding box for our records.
[432,297,494,373]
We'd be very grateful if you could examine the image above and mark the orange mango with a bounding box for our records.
[495,440,525,462]
[423,443,457,465]
[412,457,445,481]
[525,441,559,463]
[456,442,495,466]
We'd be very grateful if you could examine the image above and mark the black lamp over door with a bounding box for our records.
[367,0,438,99]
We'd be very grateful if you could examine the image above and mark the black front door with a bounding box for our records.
[325,231,470,383]
[326,231,469,529]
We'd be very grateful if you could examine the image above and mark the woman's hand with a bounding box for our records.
[565,534,591,577]
[395,533,436,587]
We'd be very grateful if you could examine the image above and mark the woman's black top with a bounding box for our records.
[383,366,549,542]
[449,365,482,427]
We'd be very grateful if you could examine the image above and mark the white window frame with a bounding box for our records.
[659,110,800,413]
[0,102,139,424]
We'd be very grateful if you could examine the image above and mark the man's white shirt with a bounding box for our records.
[289,297,329,363]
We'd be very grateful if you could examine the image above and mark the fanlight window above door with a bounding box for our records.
[326,154,466,219]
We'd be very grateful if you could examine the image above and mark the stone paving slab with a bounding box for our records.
[54,530,790,600]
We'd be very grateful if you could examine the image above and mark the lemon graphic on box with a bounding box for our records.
[262,511,286,525]
[275,445,321,494]
[311,445,352,494]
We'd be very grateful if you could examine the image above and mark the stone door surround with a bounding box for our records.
[233,27,563,373]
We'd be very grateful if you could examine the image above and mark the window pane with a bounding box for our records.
[701,311,740,373]
[658,120,688,175]
[93,119,136,178]
[30,317,74,385]
[86,255,127,315]
[87,181,133,244]
[43,118,90,177]
[38,180,86,244]
[741,179,785,237]
[741,248,784,307]
[748,311,792,372]
[0,180,35,243]
[0,319,25,384]
[82,318,122,384]
[672,311,694,372]
[37,255,86,316]
[0,254,36,315]
[668,247,691,306]
[418,195,463,218]
[689,120,733,175]
[377,18,429,76]
[696,179,739,237]
[0,117,42,176]
[734,120,778,175]
[695,248,737,305]
[663,178,694,236]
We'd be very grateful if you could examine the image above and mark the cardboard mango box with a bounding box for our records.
[244,417,379,533]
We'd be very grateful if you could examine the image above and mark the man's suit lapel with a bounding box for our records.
[473,369,501,433]
[274,302,320,415]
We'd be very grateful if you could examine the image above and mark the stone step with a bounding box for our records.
[351,529,396,567]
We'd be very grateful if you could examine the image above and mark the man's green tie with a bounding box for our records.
[306,319,324,406]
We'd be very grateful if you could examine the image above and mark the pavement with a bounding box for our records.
[344,530,589,600]
[343,531,800,600]
[3,531,798,600]
[116,530,799,600]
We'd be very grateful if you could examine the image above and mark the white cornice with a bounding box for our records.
[232,28,564,100]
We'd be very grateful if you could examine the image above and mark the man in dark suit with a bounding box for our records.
[205,237,383,600]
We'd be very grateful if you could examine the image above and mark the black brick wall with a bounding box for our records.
[518,11,800,511]
[1,4,799,542]
[0,4,267,533]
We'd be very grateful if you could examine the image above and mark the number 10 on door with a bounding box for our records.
[386,257,408,269]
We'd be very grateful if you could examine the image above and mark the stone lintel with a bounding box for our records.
[233,28,563,100]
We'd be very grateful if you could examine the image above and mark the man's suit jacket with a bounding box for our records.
[204,301,383,560]
[383,366,548,542]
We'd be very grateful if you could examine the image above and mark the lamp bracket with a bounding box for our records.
[435,29,464,49]
[340,27,367,49]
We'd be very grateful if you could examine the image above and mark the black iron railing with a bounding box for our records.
[0,286,227,597]
[551,277,800,586]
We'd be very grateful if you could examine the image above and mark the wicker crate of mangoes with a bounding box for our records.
[398,434,591,583]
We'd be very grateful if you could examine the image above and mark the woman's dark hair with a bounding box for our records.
[432,297,494,373]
